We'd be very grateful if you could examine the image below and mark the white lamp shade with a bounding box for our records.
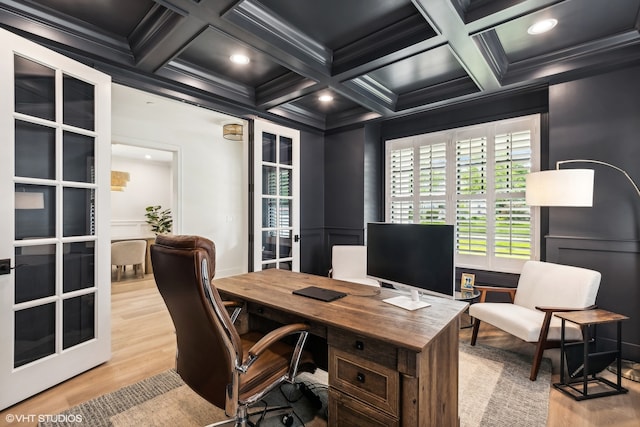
[526,169,595,207]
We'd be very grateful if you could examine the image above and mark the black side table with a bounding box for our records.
[455,289,481,329]
[554,309,629,400]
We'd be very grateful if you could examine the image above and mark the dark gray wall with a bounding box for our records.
[323,127,367,275]
[547,64,640,360]
[364,123,384,227]
[299,130,326,276]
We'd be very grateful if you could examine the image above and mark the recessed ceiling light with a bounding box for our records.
[230,54,250,65]
[145,154,152,160]
[319,95,333,102]
[527,18,558,35]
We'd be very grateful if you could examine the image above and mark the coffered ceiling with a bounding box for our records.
[1,0,639,131]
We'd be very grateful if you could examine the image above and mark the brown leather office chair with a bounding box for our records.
[151,235,316,426]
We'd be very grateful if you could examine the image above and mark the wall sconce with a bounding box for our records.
[15,191,45,209]
[111,171,130,191]
[223,123,243,141]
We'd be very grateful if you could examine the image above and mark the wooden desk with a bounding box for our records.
[215,269,468,426]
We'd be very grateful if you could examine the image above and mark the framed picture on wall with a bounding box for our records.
[461,273,475,290]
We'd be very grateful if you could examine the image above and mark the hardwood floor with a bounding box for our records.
[1,276,638,426]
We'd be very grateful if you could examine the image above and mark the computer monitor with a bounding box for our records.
[366,222,455,309]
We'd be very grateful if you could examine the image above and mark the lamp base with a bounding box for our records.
[607,359,640,383]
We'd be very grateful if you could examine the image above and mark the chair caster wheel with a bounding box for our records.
[282,414,294,426]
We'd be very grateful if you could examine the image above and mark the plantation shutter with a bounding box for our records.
[418,143,447,224]
[389,147,414,223]
[456,136,487,255]
[494,130,532,259]
[384,114,539,273]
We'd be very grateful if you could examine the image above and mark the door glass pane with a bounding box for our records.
[262,198,277,228]
[15,184,55,240]
[63,242,95,292]
[262,231,276,261]
[279,261,292,271]
[63,188,95,237]
[263,263,277,270]
[279,199,291,227]
[63,74,95,131]
[262,166,277,195]
[279,169,291,196]
[279,229,292,258]
[15,121,55,180]
[63,132,95,183]
[262,132,276,163]
[15,246,56,304]
[15,303,56,368]
[14,55,55,121]
[63,294,95,349]
[279,136,292,165]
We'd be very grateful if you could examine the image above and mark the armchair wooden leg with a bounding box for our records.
[471,319,481,346]
[530,340,546,381]
[530,311,554,381]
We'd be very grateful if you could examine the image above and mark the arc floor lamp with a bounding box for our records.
[526,159,640,382]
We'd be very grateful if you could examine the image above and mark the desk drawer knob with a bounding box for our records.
[356,372,366,383]
[355,340,364,351]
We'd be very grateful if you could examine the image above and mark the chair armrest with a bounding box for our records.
[535,305,598,344]
[535,304,597,313]
[239,323,310,372]
[474,285,517,303]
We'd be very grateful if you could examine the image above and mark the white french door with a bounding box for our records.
[0,29,111,409]
[253,119,300,272]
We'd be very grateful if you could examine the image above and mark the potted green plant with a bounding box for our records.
[145,205,173,235]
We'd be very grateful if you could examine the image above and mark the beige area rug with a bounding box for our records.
[458,342,551,427]
[40,343,550,427]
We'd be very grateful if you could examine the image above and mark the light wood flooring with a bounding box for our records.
[1,274,639,427]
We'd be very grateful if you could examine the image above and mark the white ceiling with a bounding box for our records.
[111,83,243,163]
[111,144,173,163]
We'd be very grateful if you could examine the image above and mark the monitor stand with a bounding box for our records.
[383,290,431,311]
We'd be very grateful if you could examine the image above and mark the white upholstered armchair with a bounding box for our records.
[469,260,601,380]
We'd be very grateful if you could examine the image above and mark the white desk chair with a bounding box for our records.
[329,245,379,287]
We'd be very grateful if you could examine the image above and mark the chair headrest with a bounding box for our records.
[153,234,216,276]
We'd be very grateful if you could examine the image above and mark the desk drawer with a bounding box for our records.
[329,389,399,426]
[327,329,397,370]
[329,347,399,417]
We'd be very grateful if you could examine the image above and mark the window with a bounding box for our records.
[385,115,540,273]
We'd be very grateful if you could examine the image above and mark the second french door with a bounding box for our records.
[253,119,300,272]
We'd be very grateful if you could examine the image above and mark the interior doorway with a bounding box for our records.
[110,143,177,282]
[110,144,177,240]
[110,83,250,279]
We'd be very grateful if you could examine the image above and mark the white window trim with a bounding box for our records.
[385,114,541,274]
